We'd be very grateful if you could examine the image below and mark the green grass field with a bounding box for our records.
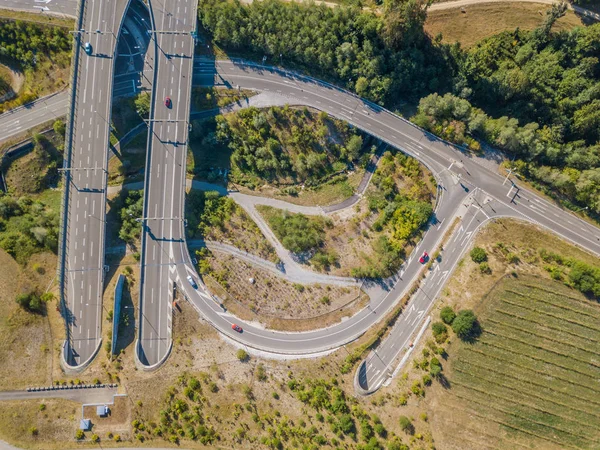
[448,275,600,449]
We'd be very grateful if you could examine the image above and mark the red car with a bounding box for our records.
[419,251,428,264]
[164,97,172,108]
[231,324,243,333]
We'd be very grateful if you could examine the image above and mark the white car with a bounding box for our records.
[84,42,92,55]
[187,275,197,289]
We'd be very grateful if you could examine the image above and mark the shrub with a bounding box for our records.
[440,306,456,324]
[75,429,85,440]
[15,291,44,314]
[430,357,443,378]
[256,363,267,381]
[431,321,448,343]
[422,374,432,386]
[452,310,480,340]
[398,416,414,434]
[91,434,99,443]
[29,426,38,436]
[479,261,491,274]
[236,349,249,362]
[470,247,487,263]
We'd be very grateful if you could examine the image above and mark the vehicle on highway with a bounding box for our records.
[164,96,172,108]
[419,252,429,264]
[231,324,243,333]
[186,275,197,289]
[84,42,92,55]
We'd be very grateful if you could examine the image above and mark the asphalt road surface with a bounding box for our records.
[59,0,130,371]
[136,0,198,369]
[0,92,69,144]
[0,0,77,17]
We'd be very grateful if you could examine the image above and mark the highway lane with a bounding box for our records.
[59,0,130,371]
[0,91,69,144]
[0,0,77,17]
[136,0,197,369]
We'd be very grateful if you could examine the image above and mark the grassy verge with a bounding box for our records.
[256,149,436,277]
[191,86,256,111]
[425,3,585,49]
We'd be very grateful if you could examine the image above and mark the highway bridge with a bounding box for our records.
[58,0,131,371]
[135,0,198,369]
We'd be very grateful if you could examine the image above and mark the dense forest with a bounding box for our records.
[199,0,600,214]
[198,0,456,104]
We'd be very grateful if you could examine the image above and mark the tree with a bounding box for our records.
[470,247,487,263]
[346,135,363,161]
[75,429,85,440]
[430,357,443,378]
[134,92,151,117]
[440,306,456,324]
[452,310,481,341]
[431,321,448,343]
[53,119,66,137]
[15,291,44,314]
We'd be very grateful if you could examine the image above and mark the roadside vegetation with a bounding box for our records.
[0,20,71,113]
[186,190,276,261]
[191,86,255,111]
[258,150,435,277]
[3,131,64,195]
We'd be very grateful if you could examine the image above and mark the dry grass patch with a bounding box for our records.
[203,252,368,330]
[425,3,585,48]
[0,250,54,390]
[0,399,78,449]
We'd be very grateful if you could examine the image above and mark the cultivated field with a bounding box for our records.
[441,275,600,449]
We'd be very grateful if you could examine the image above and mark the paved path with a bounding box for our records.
[0,387,118,404]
